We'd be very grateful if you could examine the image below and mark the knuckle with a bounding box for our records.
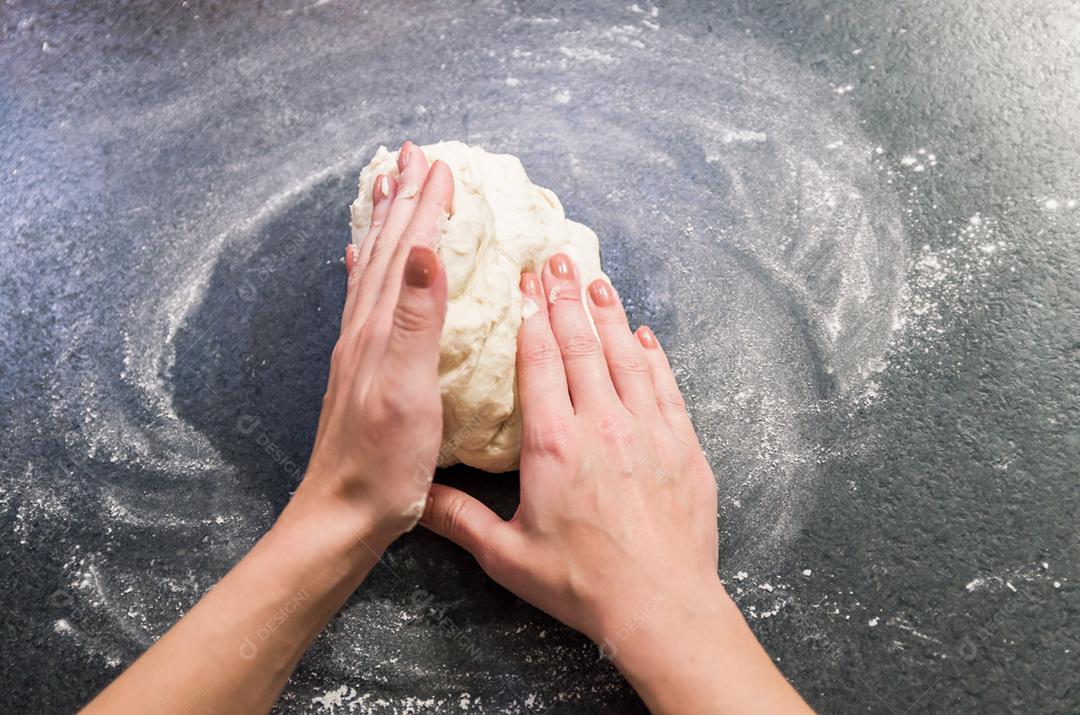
[329,338,354,369]
[559,332,600,359]
[393,299,433,334]
[443,496,471,542]
[366,323,387,347]
[592,305,625,323]
[378,374,440,422]
[525,417,575,459]
[367,399,397,428]
[373,385,424,423]
[406,225,438,248]
[518,336,559,366]
[593,313,623,329]
[347,264,364,288]
[548,285,582,305]
[596,412,633,446]
[369,234,395,261]
[330,341,345,366]
[656,389,687,411]
[611,353,649,375]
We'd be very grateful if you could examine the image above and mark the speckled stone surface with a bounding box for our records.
[1,1,1077,712]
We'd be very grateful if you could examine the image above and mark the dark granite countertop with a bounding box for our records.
[1,1,1077,712]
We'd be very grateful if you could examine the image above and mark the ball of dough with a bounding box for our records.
[350,141,606,472]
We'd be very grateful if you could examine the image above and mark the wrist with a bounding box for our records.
[599,579,809,715]
[272,477,398,568]
[595,578,745,710]
[593,577,736,660]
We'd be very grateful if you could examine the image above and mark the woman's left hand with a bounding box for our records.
[83,143,456,715]
[300,142,453,543]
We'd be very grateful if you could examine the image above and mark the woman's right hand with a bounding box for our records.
[421,251,722,647]
[422,253,811,714]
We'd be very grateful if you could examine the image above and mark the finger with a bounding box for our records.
[586,279,660,419]
[370,160,454,333]
[421,483,519,573]
[375,245,448,398]
[376,140,430,257]
[542,253,620,411]
[342,175,397,332]
[517,272,573,432]
[349,141,431,337]
[636,326,697,441]
[358,161,454,381]
[340,244,359,336]
[354,173,397,274]
[398,159,453,252]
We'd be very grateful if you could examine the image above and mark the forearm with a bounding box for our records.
[83,482,391,715]
[605,582,812,715]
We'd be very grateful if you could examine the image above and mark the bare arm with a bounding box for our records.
[82,492,390,713]
[423,254,812,714]
[83,143,453,714]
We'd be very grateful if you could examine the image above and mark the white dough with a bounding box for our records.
[350,141,606,472]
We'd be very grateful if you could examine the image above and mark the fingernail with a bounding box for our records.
[588,279,615,307]
[398,141,413,171]
[637,325,658,349]
[404,245,438,288]
[345,244,355,272]
[520,273,541,295]
[549,253,574,280]
[374,174,390,202]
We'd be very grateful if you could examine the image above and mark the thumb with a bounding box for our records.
[383,245,447,381]
[422,484,516,570]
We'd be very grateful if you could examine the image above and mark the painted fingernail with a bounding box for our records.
[520,273,541,295]
[345,244,355,272]
[549,253,574,280]
[637,325,658,349]
[398,141,413,171]
[374,174,390,202]
[404,245,438,288]
[588,279,615,307]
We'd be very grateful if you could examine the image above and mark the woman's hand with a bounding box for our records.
[422,254,811,714]
[422,252,719,642]
[299,142,452,543]
[83,143,459,715]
